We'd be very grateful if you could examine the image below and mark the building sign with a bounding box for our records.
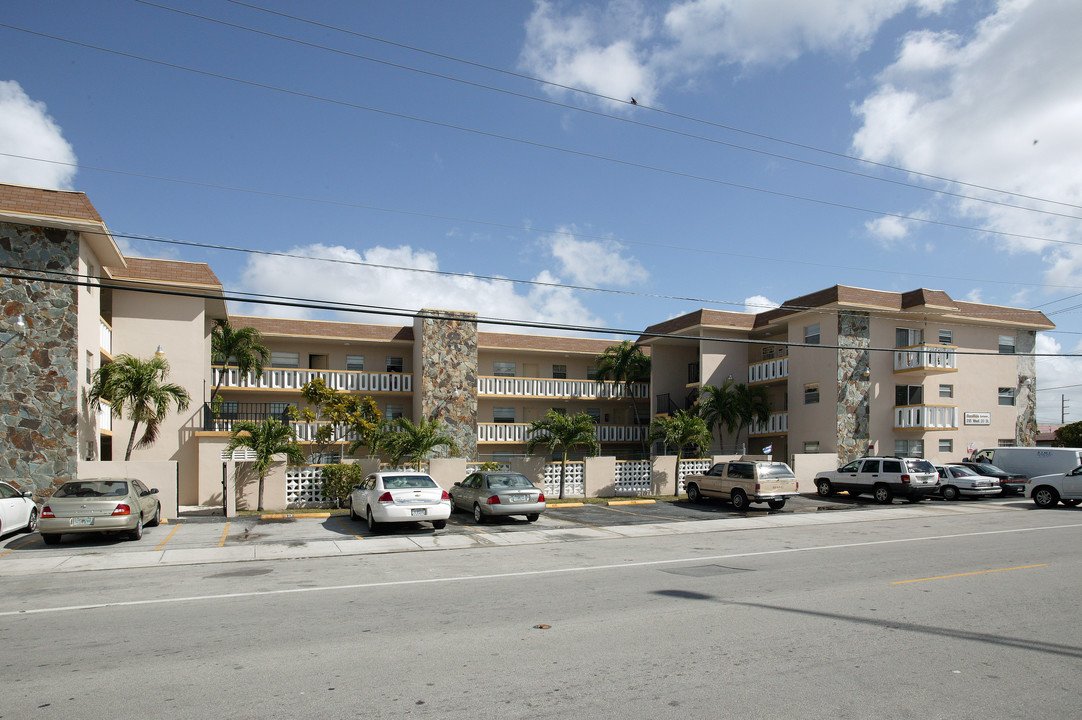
[964,412,991,426]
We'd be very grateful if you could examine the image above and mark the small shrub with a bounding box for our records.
[321,464,365,508]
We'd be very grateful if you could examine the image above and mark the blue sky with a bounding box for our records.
[3,0,1082,425]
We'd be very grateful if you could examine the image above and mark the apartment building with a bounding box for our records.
[640,286,1053,464]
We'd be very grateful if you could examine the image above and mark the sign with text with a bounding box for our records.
[964,412,991,426]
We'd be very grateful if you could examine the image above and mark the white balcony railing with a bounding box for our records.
[893,345,957,372]
[894,405,957,429]
[748,357,789,384]
[98,400,112,433]
[206,417,364,444]
[99,317,112,355]
[749,412,788,436]
[213,367,411,393]
[477,423,646,444]
[477,377,648,400]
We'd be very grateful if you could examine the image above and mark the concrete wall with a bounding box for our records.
[429,457,468,490]
[235,460,288,512]
[77,460,179,520]
[790,453,840,494]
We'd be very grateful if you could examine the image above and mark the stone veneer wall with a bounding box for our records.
[419,310,478,459]
[836,311,871,463]
[1016,329,1038,446]
[0,222,80,495]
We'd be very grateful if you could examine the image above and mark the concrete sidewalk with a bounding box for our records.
[0,501,1015,577]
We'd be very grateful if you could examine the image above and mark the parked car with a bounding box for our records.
[0,480,38,539]
[932,464,1001,500]
[814,456,937,504]
[38,478,160,544]
[959,460,1027,496]
[682,459,799,511]
[348,471,451,532]
[449,471,546,523]
[1025,466,1082,508]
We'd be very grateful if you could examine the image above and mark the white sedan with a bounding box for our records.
[0,480,39,539]
[348,471,451,532]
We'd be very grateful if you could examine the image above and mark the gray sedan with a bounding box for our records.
[449,472,546,524]
[39,478,161,544]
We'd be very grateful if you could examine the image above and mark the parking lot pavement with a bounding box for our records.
[0,493,1030,576]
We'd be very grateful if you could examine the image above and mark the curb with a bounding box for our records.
[605,499,657,506]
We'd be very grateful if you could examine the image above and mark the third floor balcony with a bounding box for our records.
[477,422,646,444]
[748,357,789,385]
[478,376,648,400]
[893,345,957,374]
[213,366,412,394]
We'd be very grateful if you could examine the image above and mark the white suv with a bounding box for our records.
[814,456,938,504]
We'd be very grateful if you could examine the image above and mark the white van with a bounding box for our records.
[969,447,1082,480]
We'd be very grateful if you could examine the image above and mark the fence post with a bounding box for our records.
[584,456,616,497]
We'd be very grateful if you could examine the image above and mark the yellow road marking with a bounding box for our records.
[0,535,42,557]
[892,563,1047,585]
[336,516,364,540]
[218,522,231,547]
[154,523,181,551]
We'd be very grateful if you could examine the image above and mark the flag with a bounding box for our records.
[763,444,773,454]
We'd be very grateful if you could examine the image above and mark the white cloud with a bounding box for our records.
[0,81,77,190]
[964,288,983,303]
[865,215,912,244]
[544,227,649,287]
[231,243,606,334]
[744,294,779,314]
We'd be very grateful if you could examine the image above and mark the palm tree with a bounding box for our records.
[210,318,270,401]
[696,380,739,452]
[89,354,191,461]
[731,383,772,449]
[525,410,601,499]
[594,340,651,454]
[226,418,305,511]
[382,417,457,469]
[648,410,712,474]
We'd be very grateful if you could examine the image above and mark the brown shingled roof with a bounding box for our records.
[231,315,414,342]
[478,331,626,355]
[0,183,103,223]
[641,308,757,340]
[107,257,222,287]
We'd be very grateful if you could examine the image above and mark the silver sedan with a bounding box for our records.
[449,472,546,524]
[38,478,161,544]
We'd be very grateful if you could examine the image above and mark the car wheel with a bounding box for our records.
[816,480,834,497]
[730,489,748,511]
[941,485,960,501]
[473,503,487,524]
[431,519,447,530]
[128,515,143,541]
[526,513,540,522]
[1061,499,1081,507]
[873,484,893,504]
[1032,487,1058,508]
[41,533,61,545]
[147,503,161,527]
[687,484,703,503]
[767,498,786,510]
[366,506,381,533]
[25,508,39,533]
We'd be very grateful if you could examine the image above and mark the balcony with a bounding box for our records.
[213,366,412,394]
[98,400,112,434]
[749,412,788,436]
[477,423,646,444]
[478,377,647,400]
[99,317,112,355]
[748,357,789,385]
[894,404,958,430]
[893,345,957,373]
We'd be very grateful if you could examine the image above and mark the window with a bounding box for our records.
[939,384,954,399]
[268,402,295,418]
[895,384,923,406]
[86,351,94,384]
[586,366,598,380]
[552,364,566,379]
[761,346,775,360]
[586,408,601,424]
[860,460,881,473]
[86,263,95,294]
[271,351,299,368]
[493,407,515,423]
[998,438,1013,447]
[939,439,953,453]
[895,439,924,457]
[386,357,403,373]
[999,335,1016,354]
[803,441,820,453]
[804,383,819,404]
[493,361,515,377]
[386,404,403,420]
[728,463,754,479]
[998,387,1016,406]
[551,407,567,416]
[895,327,924,348]
[882,460,903,473]
[939,329,953,345]
[804,324,820,345]
[219,401,238,419]
[346,355,365,372]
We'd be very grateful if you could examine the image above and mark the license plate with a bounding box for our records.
[508,495,529,503]
[411,508,426,516]
[71,517,93,527]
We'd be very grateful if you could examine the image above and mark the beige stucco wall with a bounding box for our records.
[789,453,839,494]
[429,457,468,490]
[76,237,105,463]
[77,460,179,520]
[785,314,839,457]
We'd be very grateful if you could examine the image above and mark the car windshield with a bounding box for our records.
[380,475,438,489]
[907,460,936,474]
[53,480,129,498]
[487,474,533,489]
[949,466,979,476]
[974,463,1005,473]
[758,463,795,479]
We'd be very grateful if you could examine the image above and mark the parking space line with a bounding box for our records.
[336,516,363,540]
[891,563,1047,585]
[218,522,231,547]
[597,505,689,522]
[0,535,41,557]
[154,523,181,551]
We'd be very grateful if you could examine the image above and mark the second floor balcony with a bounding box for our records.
[894,345,957,373]
[894,404,958,430]
[478,376,648,400]
[749,412,788,436]
[477,422,646,444]
[748,357,789,385]
[213,366,412,394]
[99,317,112,355]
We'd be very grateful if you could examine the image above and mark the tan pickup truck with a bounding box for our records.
[683,459,800,511]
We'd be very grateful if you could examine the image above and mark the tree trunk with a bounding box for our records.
[559,453,567,500]
[125,422,140,461]
[258,473,265,512]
